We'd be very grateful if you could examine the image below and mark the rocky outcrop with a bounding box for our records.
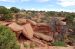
[22,23,34,39]
[0,18,73,48]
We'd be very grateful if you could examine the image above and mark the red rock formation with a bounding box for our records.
[22,23,34,39]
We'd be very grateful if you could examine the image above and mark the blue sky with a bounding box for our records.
[0,0,75,12]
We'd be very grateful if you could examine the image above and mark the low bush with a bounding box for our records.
[52,41,66,46]
[0,25,20,49]
[1,14,13,21]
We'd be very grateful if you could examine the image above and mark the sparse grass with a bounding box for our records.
[24,43,30,48]
[52,41,66,46]
[30,43,36,48]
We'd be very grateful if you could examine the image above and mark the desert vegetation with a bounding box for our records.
[0,25,20,49]
[0,6,75,49]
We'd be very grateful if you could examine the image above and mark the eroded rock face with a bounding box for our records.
[34,23,51,33]
[8,22,23,32]
[27,19,37,25]
[34,32,53,41]
[22,23,34,39]
[8,22,34,39]
[8,22,23,38]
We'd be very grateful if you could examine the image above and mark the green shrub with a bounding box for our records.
[0,25,20,49]
[0,6,10,14]
[52,41,66,46]
[10,7,20,13]
[1,14,13,21]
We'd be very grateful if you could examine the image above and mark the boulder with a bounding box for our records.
[8,22,23,32]
[8,22,23,38]
[34,32,53,42]
[22,23,34,39]
[31,37,46,47]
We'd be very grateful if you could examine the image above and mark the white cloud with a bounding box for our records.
[20,0,30,2]
[0,0,16,2]
[0,0,30,2]
[0,0,49,2]
[25,8,50,11]
[6,6,11,9]
[36,0,49,3]
[58,0,75,7]
[25,7,75,12]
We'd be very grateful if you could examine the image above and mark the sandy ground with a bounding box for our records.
[20,44,75,49]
